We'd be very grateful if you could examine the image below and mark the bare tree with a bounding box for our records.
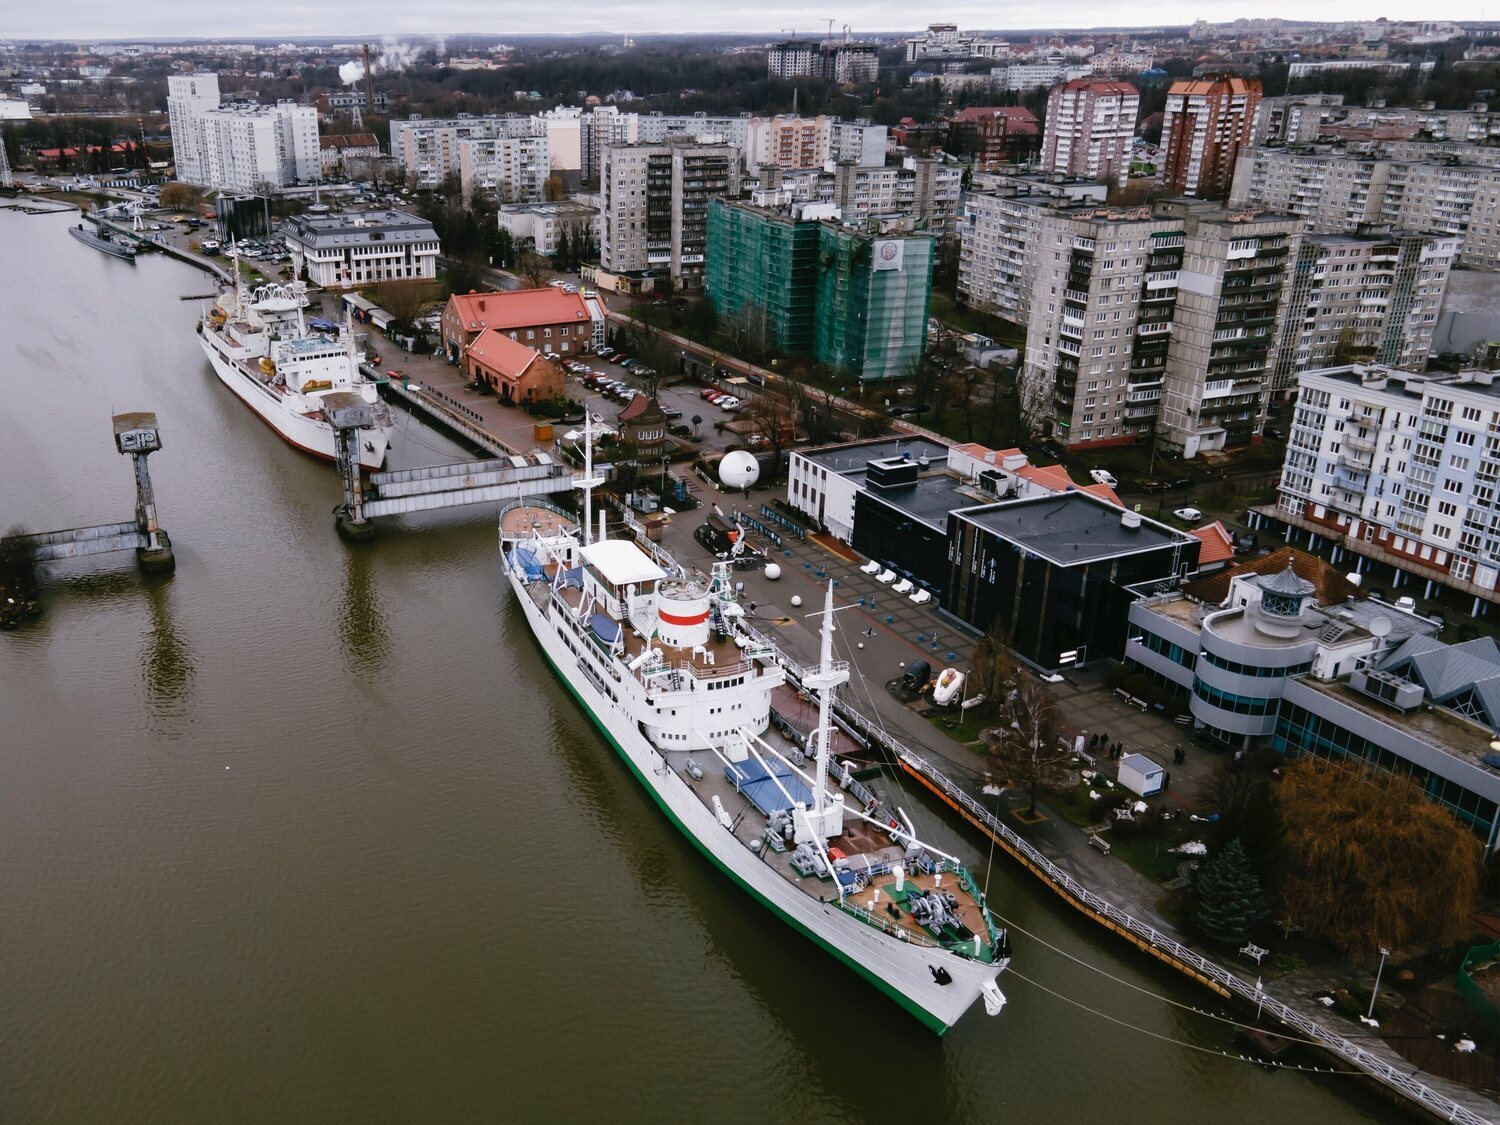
[982,671,1067,819]
[741,392,796,468]
[1013,362,1053,446]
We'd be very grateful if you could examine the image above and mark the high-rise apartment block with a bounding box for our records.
[956,170,1109,325]
[1275,365,1500,605]
[600,138,740,288]
[1272,230,1456,394]
[1159,76,1262,199]
[1022,200,1301,456]
[766,40,880,82]
[745,115,831,175]
[457,134,550,203]
[390,114,545,189]
[1041,79,1140,188]
[167,73,220,186]
[167,73,320,192]
[763,157,962,238]
[1231,144,1500,270]
[704,197,933,382]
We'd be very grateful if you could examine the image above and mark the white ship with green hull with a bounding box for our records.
[499,424,1009,1032]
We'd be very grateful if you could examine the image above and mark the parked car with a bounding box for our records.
[700,388,721,400]
[1265,426,1285,440]
[746,434,770,450]
[886,405,920,417]
[660,404,683,419]
[717,396,742,411]
[1173,507,1203,523]
[1167,477,1194,490]
[1090,469,1119,487]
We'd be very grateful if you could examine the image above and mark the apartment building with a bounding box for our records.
[1272,230,1457,395]
[167,73,320,192]
[955,171,1109,324]
[167,73,220,185]
[947,107,1042,165]
[1041,78,1140,188]
[283,209,440,288]
[496,201,600,257]
[456,133,550,203]
[705,198,933,381]
[830,157,962,237]
[745,115,832,175]
[389,114,543,189]
[1021,199,1301,456]
[1274,365,1500,604]
[828,120,888,166]
[1159,76,1262,199]
[581,106,639,183]
[634,112,753,150]
[766,40,880,82]
[1230,144,1500,270]
[600,138,740,288]
[989,59,1093,93]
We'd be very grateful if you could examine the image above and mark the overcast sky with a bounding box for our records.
[7,0,1494,40]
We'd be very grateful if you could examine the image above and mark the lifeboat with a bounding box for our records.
[259,357,276,375]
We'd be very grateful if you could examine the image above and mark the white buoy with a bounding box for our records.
[790,594,802,607]
[764,563,782,580]
[857,642,865,649]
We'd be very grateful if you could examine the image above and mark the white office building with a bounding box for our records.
[284,209,441,288]
[167,72,221,185]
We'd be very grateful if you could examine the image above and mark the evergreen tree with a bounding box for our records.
[1194,838,1266,945]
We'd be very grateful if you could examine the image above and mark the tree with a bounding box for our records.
[371,279,441,334]
[787,378,837,445]
[1194,838,1267,945]
[444,254,485,299]
[1012,363,1053,446]
[969,617,1020,716]
[982,671,1066,818]
[159,182,203,211]
[741,392,795,470]
[543,173,566,201]
[1209,769,1285,892]
[1278,757,1484,959]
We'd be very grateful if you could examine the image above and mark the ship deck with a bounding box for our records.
[661,743,994,956]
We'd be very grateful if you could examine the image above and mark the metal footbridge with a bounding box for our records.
[321,394,574,537]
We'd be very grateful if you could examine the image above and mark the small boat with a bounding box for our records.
[68,222,137,261]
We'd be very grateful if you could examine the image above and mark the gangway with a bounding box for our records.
[322,395,574,538]
[2,413,174,572]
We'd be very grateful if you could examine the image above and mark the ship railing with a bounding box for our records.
[818,678,1491,1125]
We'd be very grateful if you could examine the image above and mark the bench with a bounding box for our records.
[1087,833,1112,856]
[1240,943,1269,965]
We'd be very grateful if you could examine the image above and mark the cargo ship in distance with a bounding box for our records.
[500,421,1010,1032]
[196,254,392,469]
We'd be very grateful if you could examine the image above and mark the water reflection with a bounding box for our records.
[140,571,193,724]
[337,543,389,682]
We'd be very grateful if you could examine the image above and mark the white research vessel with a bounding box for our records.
[500,419,1009,1032]
[196,251,393,469]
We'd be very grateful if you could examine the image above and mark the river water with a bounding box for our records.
[0,210,1396,1123]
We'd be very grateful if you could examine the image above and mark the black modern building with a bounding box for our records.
[946,493,1199,668]
[850,456,974,587]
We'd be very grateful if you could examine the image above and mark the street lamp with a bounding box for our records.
[1367,946,1391,1020]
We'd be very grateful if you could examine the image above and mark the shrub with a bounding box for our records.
[1105,663,1131,690]
[1123,673,1151,698]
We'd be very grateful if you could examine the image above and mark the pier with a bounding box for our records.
[321,394,574,538]
[2,412,175,576]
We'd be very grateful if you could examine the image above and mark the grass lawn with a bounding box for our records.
[929,292,1026,348]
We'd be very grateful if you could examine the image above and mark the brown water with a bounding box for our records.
[0,210,1397,1123]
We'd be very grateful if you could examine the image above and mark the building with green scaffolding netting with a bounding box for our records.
[705,198,933,382]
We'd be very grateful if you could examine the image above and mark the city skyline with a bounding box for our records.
[4,1,1493,41]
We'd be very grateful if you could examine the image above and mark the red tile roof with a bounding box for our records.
[952,106,1039,124]
[465,328,541,378]
[1189,520,1235,566]
[448,287,596,333]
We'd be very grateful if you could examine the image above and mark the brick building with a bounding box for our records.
[441,287,608,361]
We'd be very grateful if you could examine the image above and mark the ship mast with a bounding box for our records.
[575,409,604,545]
[801,582,849,822]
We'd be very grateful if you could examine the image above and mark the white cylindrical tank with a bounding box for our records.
[655,575,712,649]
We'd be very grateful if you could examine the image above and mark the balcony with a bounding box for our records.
[1343,432,1376,453]
[1056,338,1081,357]
[1064,288,1089,304]
[1145,270,1179,289]
[1138,321,1171,337]
[1338,448,1374,472]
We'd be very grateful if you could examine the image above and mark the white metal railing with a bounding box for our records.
[813,685,1490,1125]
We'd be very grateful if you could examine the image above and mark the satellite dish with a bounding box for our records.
[1368,615,1392,638]
[718,450,760,490]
